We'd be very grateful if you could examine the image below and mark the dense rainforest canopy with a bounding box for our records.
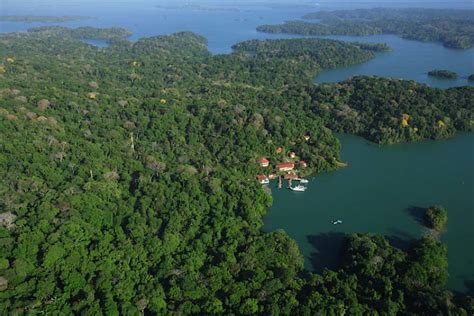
[0,26,473,314]
[306,76,473,144]
[257,8,474,49]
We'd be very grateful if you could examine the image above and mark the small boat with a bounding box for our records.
[290,185,307,192]
[262,179,270,185]
[299,179,309,184]
[332,220,343,225]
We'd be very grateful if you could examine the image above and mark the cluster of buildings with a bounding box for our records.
[255,135,311,185]
[256,156,308,184]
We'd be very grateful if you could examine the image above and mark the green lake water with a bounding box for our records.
[264,133,474,294]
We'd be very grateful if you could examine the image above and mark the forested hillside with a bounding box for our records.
[306,77,473,144]
[257,8,474,49]
[0,27,472,314]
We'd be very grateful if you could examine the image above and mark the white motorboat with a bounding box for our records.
[290,185,307,192]
[299,179,309,184]
[332,220,343,225]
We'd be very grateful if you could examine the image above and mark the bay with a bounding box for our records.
[316,34,474,89]
[264,133,474,294]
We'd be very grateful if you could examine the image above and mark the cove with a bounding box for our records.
[315,34,474,89]
[264,133,474,294]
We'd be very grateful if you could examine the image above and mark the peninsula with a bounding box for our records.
[257,8,474,49]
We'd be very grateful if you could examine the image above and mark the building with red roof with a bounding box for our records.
[258,157,270,168]
[276,162,295,172]
[256,174,269,184]
[284,173,299,180]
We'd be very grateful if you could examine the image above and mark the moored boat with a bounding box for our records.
[290,185,307,192]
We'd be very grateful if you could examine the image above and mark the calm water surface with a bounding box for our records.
[264,133,474,293]
[316,34,474,88]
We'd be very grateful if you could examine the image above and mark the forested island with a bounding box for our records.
[257,8,474,49]
[257,20,382,37]
[425,205,448,232]
[0,27,473,314]
[0,16,91,23]
[428,70,459,79]
[27,26,132,43]
[155,4,241,12]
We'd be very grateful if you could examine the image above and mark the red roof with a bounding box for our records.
[258,157,269,163]
[284,174,299,180]
[256,175,268,181]
[276,162,295,169]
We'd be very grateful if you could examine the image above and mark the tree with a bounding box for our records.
[425,205,448,231]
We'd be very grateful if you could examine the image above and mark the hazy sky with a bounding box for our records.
[1,0,472,11]
[2,0,473,4]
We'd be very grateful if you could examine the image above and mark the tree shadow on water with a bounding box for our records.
[307,232,346,273]
[386,235,413,251]
[405,205,426,226]
[464,280,474,296]
[386,227,416,251]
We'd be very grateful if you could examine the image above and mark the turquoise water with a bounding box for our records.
[264,133,474,293]
[1,0,473,293]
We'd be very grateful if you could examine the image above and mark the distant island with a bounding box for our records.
[257,8,474,49]
[27,26,131,43]
[257,20,381,36]
[350,42,391,52]
[155,4,241,12]
[428,70,459,79]
[469,74,474,81]
[0,15,92,23]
